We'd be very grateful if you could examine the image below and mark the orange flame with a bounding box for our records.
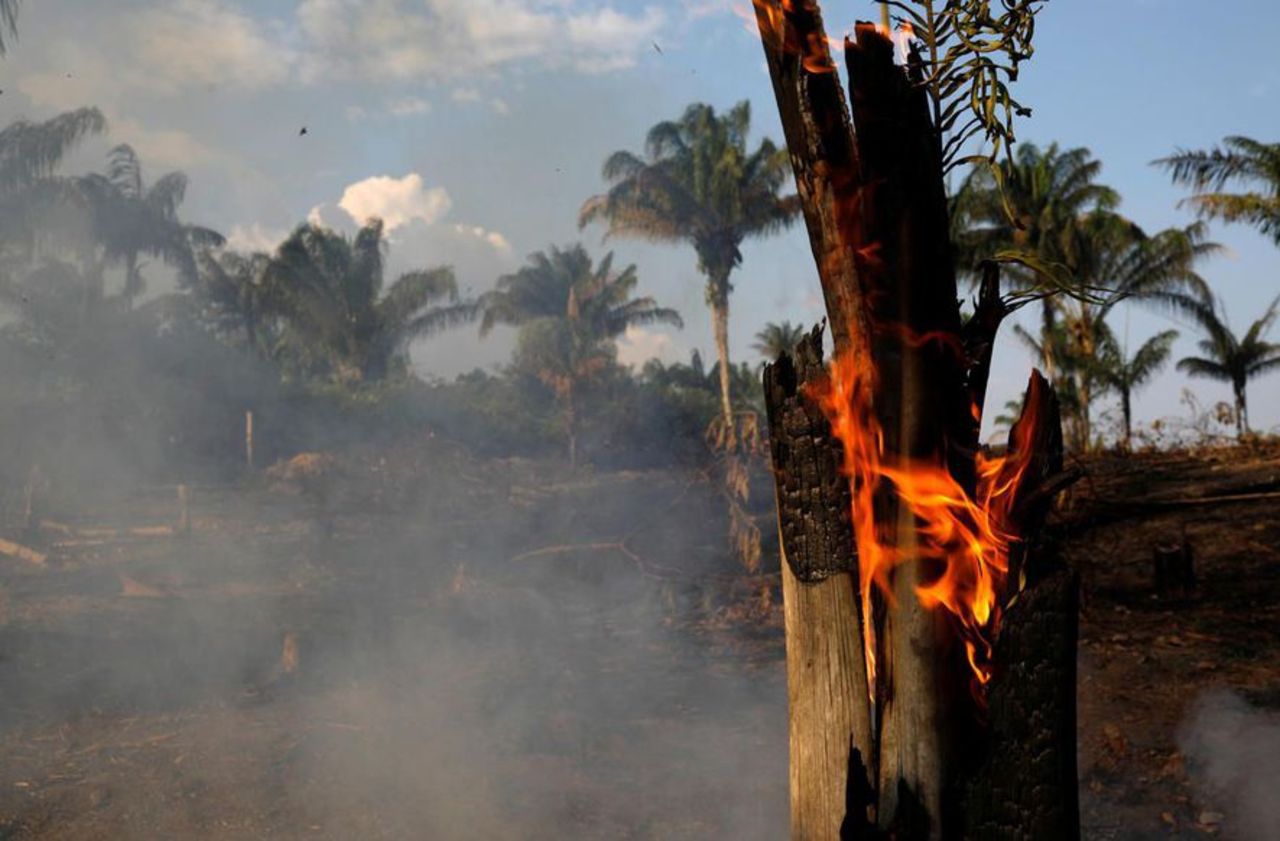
[744,0,840,74]
[808,342,1039,698]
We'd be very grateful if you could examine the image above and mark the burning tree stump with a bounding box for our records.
[754,3,1079,838]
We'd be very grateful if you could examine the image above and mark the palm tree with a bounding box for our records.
[0,108,107,259]
[0,108,105,198]
[579,101,798,428]
[955,143,1120,283]
[1055,214,1217,447]
[79,144,224,308]
[1094,323,1179,450]
[957,143,1217,449]
[0,0,20,55]
[194,248,276,352]
[267,219,474,384]
[1012,320,1089,445]
[954,143,1121,382]
[1156,137,1280,244]
[481,243,682,464]
[1177,297,1280,439]
[752,320,806,361]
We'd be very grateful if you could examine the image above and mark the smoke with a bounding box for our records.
[0,414,788,837]
[1177,689,1280,840]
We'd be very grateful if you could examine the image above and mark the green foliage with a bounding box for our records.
[878,0,1046,171]
[1094,323,1179,447]
[263,220,474,385]
[956,141,1217,450]
[481,243,682,463]
[1156,137,1280,245]
[580,102,797,295]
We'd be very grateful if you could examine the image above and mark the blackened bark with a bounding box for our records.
[961,565,1080,841]
[751,0,870,355]
[765,325,876,839]
[764,325,855,584]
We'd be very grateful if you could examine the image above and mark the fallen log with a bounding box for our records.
[0,536,46,567]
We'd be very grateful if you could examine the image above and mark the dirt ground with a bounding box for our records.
[0,441,1276,839]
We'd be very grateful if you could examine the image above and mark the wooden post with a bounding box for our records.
[21,464,44,541]
[176,484,191,537]
[245,410,255,471]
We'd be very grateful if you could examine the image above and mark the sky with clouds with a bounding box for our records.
[3,0,1279,437]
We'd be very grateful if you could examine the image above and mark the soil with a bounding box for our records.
[0,440,1276,839]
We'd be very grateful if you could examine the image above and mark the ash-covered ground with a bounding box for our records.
[1,439,1278,839]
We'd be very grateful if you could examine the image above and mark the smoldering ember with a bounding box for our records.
[0,1,1278,839]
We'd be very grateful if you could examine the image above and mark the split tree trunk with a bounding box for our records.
[755,3,1078,838]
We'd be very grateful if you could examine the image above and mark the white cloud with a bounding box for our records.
[108,114,226,170]
[296,0,668,81]
[452,88,482,103]
[490,98,512,115]
[132,0,296,93]
[334,173,453,232]
[452,224,512,254]
[387,97,433,117]
[19,1,669,111]
[685,1,729,21]
[224,223,290,254]
[307,175,507,256]
[566,7,666,71]
[616,325,678,368]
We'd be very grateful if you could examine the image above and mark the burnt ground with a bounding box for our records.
[0,440,1276,839]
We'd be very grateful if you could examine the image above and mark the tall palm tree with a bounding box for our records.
[1156,137,1280,244]
[579,101,798,427]
[752,320,806,361]
[1094,323,1179,450]
[0,0,20,55]
[481,243,683,464]
[1177,297,1280,439]
[267,219,473,384]
[79,144,223,308]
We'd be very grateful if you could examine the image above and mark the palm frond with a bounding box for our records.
[0,108,106,194]
[1176,356,1230,381]
[0,0,20,55]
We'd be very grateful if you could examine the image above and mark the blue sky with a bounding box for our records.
[3,0,1279,440]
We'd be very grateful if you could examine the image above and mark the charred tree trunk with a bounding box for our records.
[755,3,1078,838]
[765,328,875,839]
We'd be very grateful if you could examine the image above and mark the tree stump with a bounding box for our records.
[753,3,1080,837]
